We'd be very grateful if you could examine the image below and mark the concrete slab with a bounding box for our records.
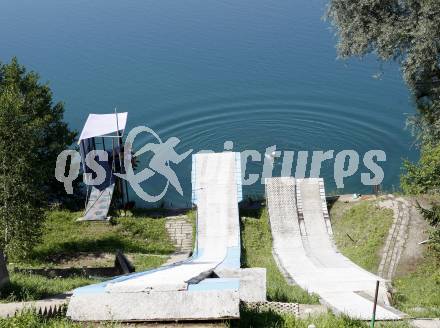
[215,268,266,302]
[68,288,239,321]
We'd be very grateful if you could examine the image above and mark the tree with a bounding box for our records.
[417,202,440,256]
[327,0,440,193]
[0,58,76,259]
[401,143,440,194]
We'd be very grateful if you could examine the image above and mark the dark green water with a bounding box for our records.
[0,0,418,206]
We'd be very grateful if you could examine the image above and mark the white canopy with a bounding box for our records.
[78,113,128,143]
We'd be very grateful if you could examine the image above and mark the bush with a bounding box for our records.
[418,203,440,257]
[0,58,76,259]
[401,144,440,195]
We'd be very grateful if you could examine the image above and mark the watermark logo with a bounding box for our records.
[114,126,192,202]
[55,125,387,202]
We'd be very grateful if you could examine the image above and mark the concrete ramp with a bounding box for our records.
[67,152,244,321]
[265,177,405,320]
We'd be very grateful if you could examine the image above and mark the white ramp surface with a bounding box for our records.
[67,152,242,321]
[265,177,405,320]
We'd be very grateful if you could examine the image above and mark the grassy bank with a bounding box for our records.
[392,251,440,317]
[1,209,175,302]
[330,201,394,272]
[330,198,440,318]
[240,209,319,304]
[27,210,175,264]
[0,274,95,303]
[391,195,440,317]
[0,311,82,328]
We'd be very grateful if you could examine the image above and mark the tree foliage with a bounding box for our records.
[327,0,440,109]
[0,58,76,259]
[417,202,440,256]
[327,0,440,193]
[401,144,440,194]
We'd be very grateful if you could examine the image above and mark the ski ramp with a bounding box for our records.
[79,157,115,221]
[265,177,405,320]
[67,152,243,321]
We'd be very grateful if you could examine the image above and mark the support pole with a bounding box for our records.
[114,108,125,208]
[370,280,380,328]
[81,139,91,210]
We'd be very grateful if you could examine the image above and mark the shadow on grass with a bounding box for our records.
[230,307,287,328]
[0,279,48,302]
[239,206,262,269]
[130,207,192,218]
[239,195,265,218]
[239,218,250,269]
[29,235,170,264]
[0,273,95,302]
[326,195,340,211]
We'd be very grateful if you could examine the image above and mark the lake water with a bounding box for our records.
[1,0,418,207]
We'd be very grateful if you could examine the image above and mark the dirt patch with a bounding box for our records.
[33,252,163,269]
[331,194,431,278]
[395,200,430,277]
[42,252,114,268]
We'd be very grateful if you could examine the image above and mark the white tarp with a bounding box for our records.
[78,113,128,142]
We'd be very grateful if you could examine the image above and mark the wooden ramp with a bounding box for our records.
[79,185,114,221]
[79,159,115,221]
[265,177,405,320]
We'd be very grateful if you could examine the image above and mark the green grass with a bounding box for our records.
[17,210,175,267]
[0,273,97,303]
[0,209,174,302]
[331,199,440,318]
[232,307,412,328]
[389,194,440,317]
[0,310,121,328]
[392,251,440,317]
[331,201,394,272]
[240,209,319,304]
[129,254,168,271]
[0,310,81,328]
[187,210,197,250]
